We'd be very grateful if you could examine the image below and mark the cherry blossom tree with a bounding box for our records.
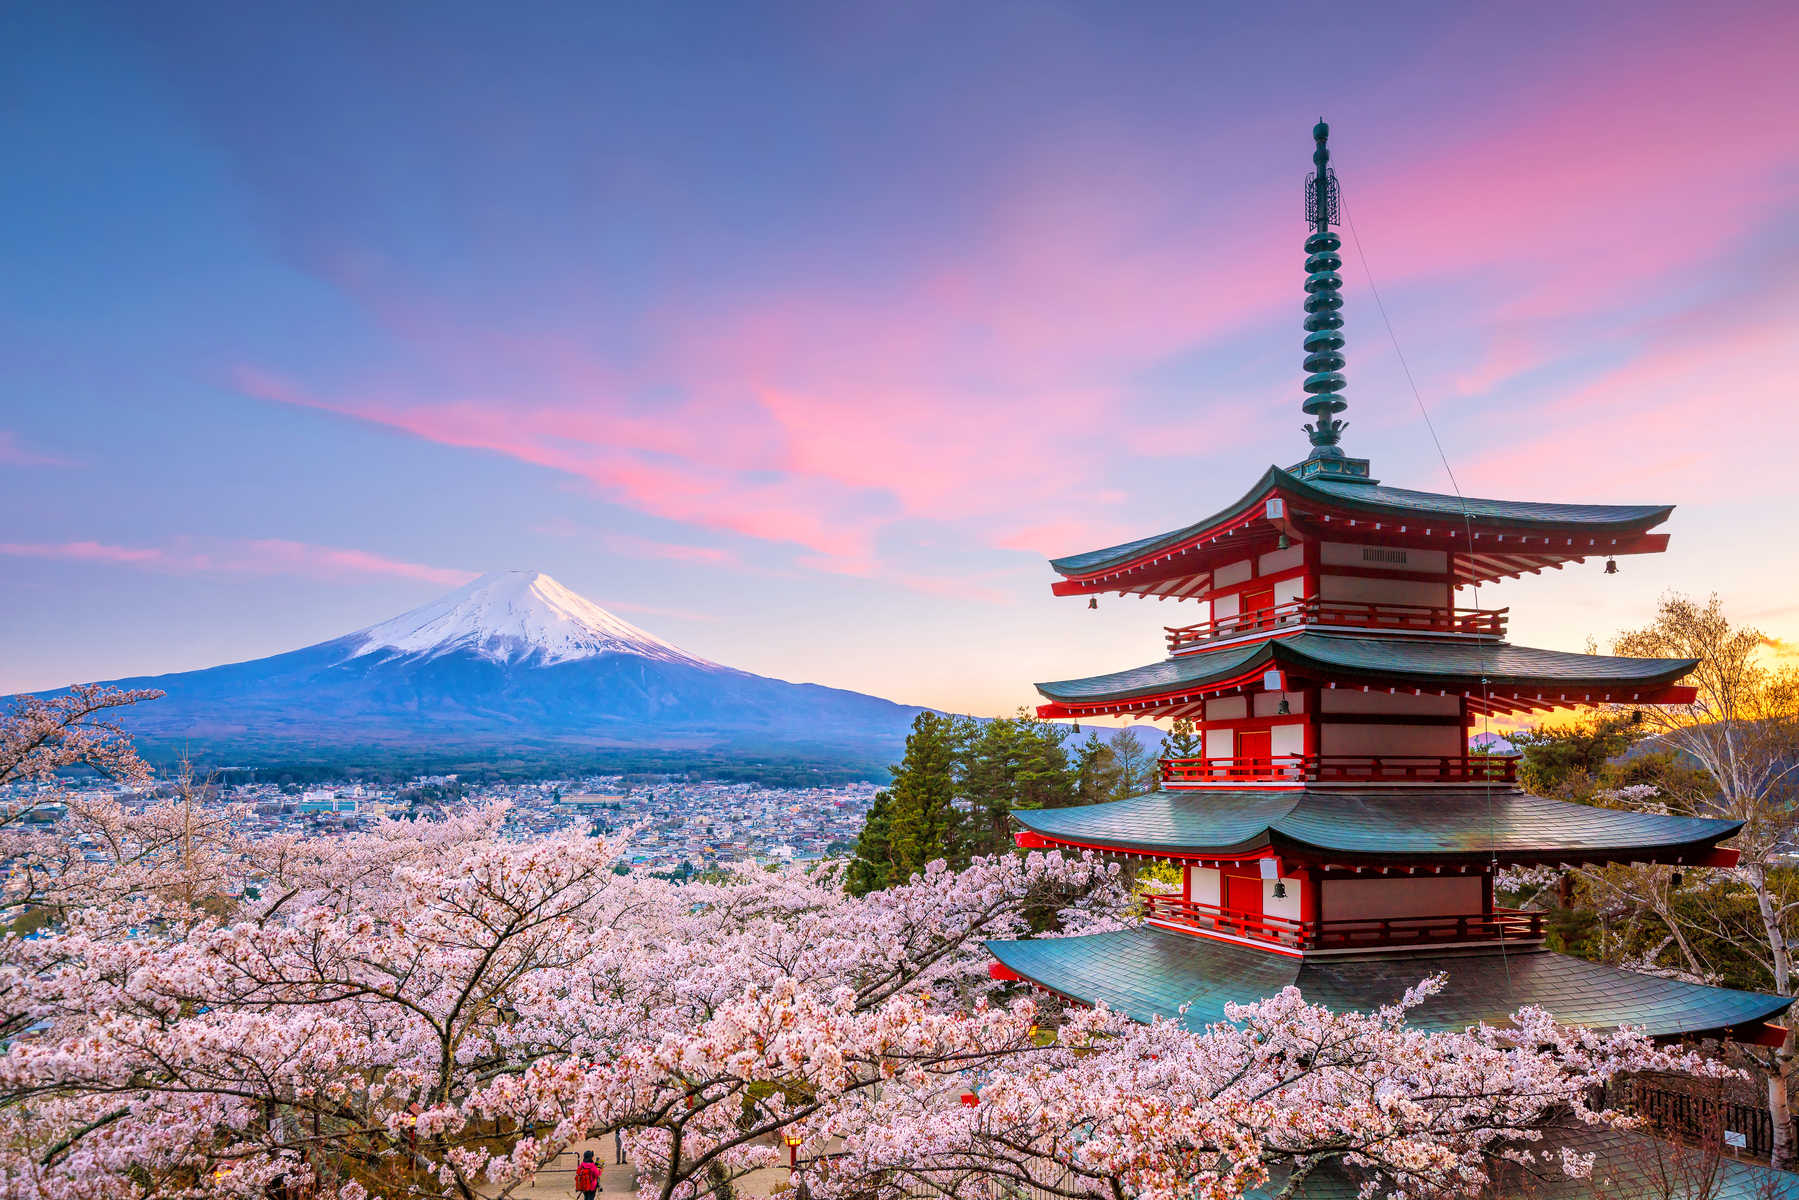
[0,692,1736,1200]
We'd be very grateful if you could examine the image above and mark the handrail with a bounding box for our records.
[1140,893,1544,949]
[1160,753,1519,785]
[1166,597,1508,651]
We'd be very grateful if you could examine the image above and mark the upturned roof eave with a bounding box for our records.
[986,926,1793,1039]
[1013,792,1745,865]
[1033,638,1699,707]
[1046,464,1676,581]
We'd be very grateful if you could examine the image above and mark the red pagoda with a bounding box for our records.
[986,123,1790,1058]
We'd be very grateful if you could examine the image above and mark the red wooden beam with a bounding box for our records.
[1739,1022,1788,1049]
[988,962,1023,982]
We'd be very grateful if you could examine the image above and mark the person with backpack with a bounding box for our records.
[574,1149,601,1199]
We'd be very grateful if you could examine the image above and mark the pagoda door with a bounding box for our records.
[1241,585,1276,631]
[1236,729,1271,777]
[1223,873,1264,932]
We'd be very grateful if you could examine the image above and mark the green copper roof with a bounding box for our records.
[1014,788,1741,863]
[986,926,1790,1039]
[1035,632,1696,704]
[1049,465,1673,576]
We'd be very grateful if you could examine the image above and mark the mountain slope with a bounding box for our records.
[60,571,931,772]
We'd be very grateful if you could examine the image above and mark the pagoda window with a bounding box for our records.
[1319,542,1450,574]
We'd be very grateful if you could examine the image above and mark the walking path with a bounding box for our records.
[495,1139,794,1199]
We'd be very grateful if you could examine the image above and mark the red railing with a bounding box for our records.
[1165,598,1507,652]
[1140,893,1544,950]
[1160,754,1519,785]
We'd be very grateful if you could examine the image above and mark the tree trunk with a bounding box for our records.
[1753,862,1796,1168]
[1771,1038,1795,1170]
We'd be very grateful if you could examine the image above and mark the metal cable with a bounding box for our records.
[1342,205,1512,989]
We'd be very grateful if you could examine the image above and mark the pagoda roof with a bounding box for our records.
[1048,466,1673,593]
[985,925,1789,1040]
[1035,632,1696,717]
[1012,788,1740,866]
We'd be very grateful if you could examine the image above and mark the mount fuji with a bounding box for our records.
[65,571,933,777]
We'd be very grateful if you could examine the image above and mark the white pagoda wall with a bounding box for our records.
[1321,875,1483,921]
[1319,692,1460,716]
[1187,866,1221,906]
[1318,723,1463,756]
[1316,542,1452,609]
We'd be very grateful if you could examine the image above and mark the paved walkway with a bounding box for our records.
[499,1139,794,1199]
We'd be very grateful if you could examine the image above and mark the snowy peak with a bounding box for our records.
[349,570,711,668]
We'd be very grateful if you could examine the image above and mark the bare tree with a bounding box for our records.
[1615,594,1799,1166]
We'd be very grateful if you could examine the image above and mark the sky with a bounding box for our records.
[2,0,1796,718]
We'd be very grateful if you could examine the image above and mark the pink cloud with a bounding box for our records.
[1457,299,1789,498]
[0,537,473,586]
[226,5,1798,594]
[0,540,165,566]
[0,432,75,468]
[996,519,1139,560]
[599,532,739,567]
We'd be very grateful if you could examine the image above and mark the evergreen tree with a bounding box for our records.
[846,712,964,893]
[1073,733,1121,804]
[961,711,1076,855]
[849,712,1082,891]
[886,711,964,878]
[1164,716,1203,760]
[845,787,894,896]
[1108,726,1156,799]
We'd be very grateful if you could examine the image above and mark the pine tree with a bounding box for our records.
[846,712,965,892]
[886,711,964,879]
[845,788,894,896]
[1108,726,1155,799]
[1164,717,1203,760]
[1074,732,1121,804]
[961,711,1076,854]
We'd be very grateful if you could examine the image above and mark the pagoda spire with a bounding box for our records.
[1294,119,1371,482]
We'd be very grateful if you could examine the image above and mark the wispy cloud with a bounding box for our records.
[0,432,76,468]
[0,538,474,586]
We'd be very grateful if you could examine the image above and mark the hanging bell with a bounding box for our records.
[1604,557,1618,575]
[1088,596,1099,610]
[1277,533,1290,550]
[1276,699,1291,715]
[1271,880,1287,899]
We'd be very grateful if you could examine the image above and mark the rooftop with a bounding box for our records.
[1034,632,1697,717]
[987,925,1789,1041]
[1048,467,1675,595]
[1012,787,1741,866]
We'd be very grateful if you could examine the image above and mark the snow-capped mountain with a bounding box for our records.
[52,572,930,773]
[350,571,710,668]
